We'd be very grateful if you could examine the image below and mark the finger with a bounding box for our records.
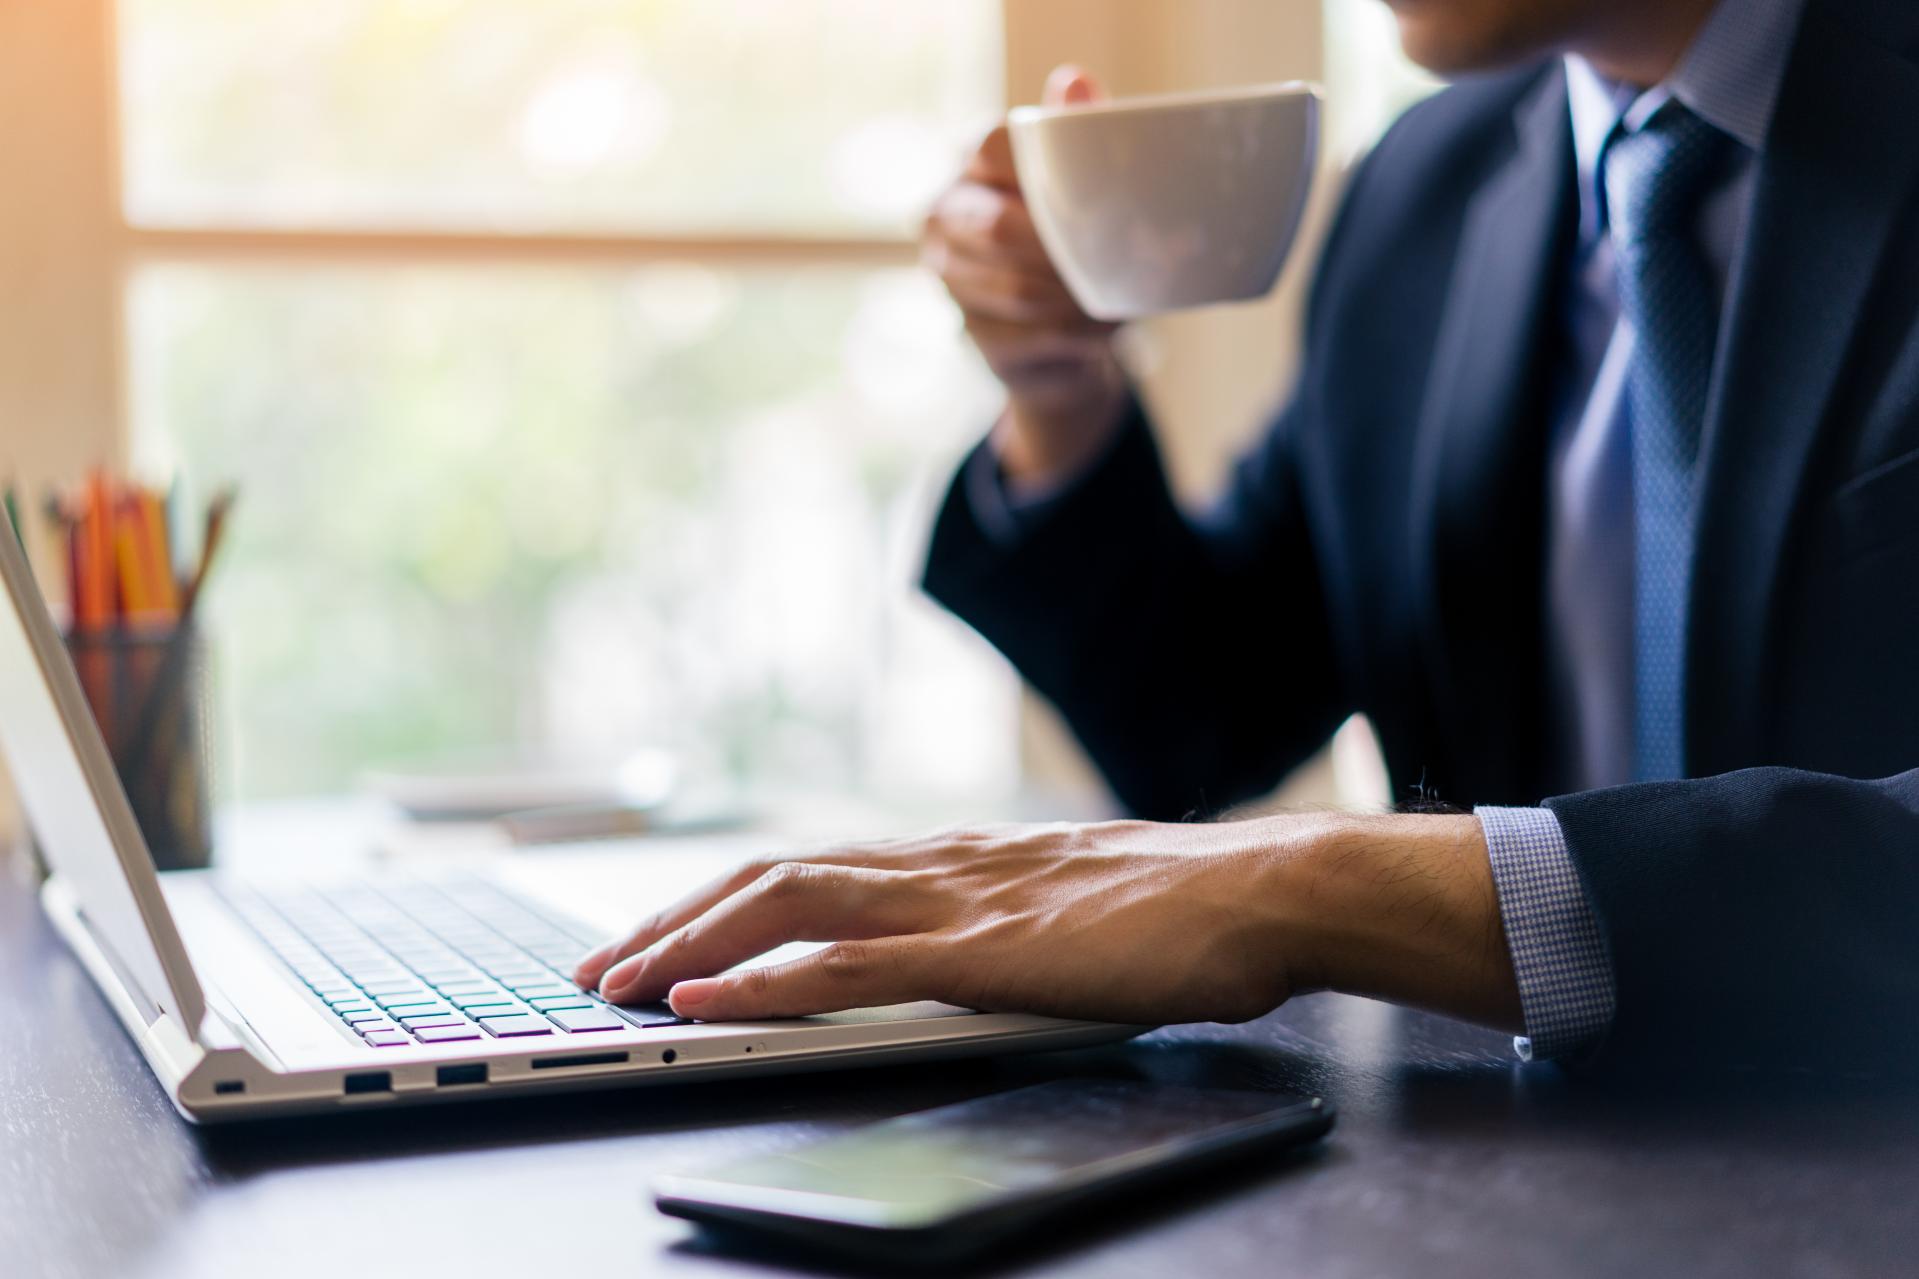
[574,846,884,987]
[964,124,1018,190]
[962,315,1119,378]
[1042,64,1107,109]
[935,248,1088,326]
[576,832,978,987]
[931,183,1053,266]
[599,864,929,1004]
[573,860,774,988]
[667,937,937,1020]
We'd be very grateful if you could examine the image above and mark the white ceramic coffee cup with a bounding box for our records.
[1008,82,1320,322]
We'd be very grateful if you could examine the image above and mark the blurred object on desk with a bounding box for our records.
[497,801,656,845]
[362,745,677,822]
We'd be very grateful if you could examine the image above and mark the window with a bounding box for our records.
[3,2,1381,839]
[119,0,1000,235]
[116,1,1018,809]
[1322,0,1441,161]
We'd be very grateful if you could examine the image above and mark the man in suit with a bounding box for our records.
[578,0,1919,1072]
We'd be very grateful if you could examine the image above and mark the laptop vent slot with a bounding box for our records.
[531,1051,630,1071]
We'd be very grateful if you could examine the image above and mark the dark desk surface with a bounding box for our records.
[4,861,1916,1279]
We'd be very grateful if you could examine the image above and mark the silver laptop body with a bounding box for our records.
[0,525,1138,1123]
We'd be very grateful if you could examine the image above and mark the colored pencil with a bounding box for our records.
[137,489,179,618]
[112,494,154,618]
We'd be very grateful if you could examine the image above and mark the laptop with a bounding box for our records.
[0,525,1139,1123]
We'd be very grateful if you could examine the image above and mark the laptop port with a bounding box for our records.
[436,1063,488,1086]
[530,1051,628,1071]
[213,1080,246,1095]
[343,1071,391,1095]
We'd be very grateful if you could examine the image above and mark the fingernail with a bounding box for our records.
[599,955,645,998]
[670,979,720,1011]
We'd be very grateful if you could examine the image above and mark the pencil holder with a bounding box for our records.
[65,624,213,872]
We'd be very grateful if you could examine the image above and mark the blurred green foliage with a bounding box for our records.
[134,265,997,800]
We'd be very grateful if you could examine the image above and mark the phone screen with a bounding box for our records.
[657,1080,1329,1231]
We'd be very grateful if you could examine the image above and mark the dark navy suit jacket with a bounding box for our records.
[924,0,1919,1072]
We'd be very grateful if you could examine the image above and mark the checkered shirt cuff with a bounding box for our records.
[1478,805,1617,1061]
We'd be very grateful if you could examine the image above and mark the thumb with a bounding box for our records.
[1042,63,1107,109]
[665,940,930,1020]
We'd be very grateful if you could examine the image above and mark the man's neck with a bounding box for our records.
[1571,0,1721,88]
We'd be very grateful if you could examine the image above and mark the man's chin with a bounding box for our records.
[1382,0,1569,77]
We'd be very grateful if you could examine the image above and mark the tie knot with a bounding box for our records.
[1602,102,1728,245]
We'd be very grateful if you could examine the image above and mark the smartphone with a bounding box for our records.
[654,1079,1334,1266]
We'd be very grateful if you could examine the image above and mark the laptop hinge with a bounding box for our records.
[73,902,167,1027]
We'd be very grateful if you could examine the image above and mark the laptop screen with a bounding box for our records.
[0,525,205,1032]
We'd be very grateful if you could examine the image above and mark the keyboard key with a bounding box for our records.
[326,998,374,1012]
[527,995,593,1012]
[374,992,438,1009]
[603,1001,673,1021]
[362,979,429,995]
[546,1008,627,1033]
[342,1010,387,1025]
[478,1014,555,1037]
[458,1005,525,1023]
[606,1004,696,1028]
[363,1030,410,1047]
[356,1020,401,1036]
[450,992,516,1008]
[507,983,578,1000]
[440,982,507,999]
[397,1011,464,1028]
[412,1024,483,1043]
[386,998,451,1014]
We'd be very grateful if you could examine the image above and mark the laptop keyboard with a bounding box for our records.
[218,877,687,1048]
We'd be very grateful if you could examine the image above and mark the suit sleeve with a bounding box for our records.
[922,395,1344,822]
[1547,767,1919,1072]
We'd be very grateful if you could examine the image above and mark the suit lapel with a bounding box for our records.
[1410,68,1576,800]
[1686,0,1919,775]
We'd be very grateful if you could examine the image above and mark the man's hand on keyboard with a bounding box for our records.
[573,815,1524,1031]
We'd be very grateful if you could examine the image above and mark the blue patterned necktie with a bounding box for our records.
[1603,101,1729,782]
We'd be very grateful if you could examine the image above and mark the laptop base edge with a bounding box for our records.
[43,872,1144,1124]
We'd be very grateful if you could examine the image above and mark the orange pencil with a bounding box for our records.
[135,488,179,618]
[112,493,155,619]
